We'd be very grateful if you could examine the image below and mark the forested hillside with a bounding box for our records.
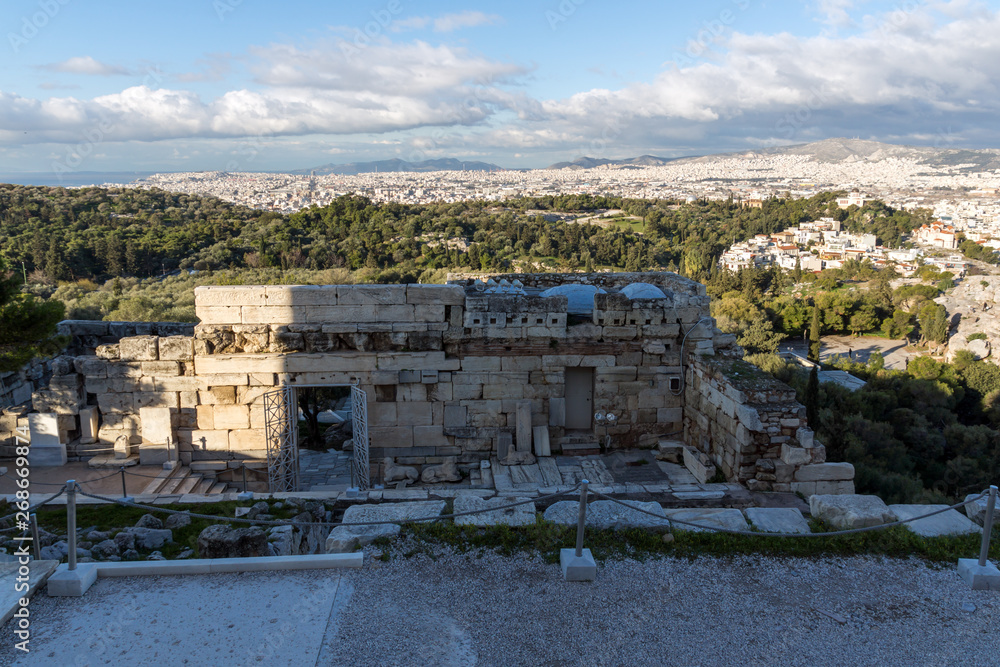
[0,185,931,286]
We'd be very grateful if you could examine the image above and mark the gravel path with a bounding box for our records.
[2,545,998,666]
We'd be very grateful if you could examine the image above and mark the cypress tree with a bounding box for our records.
[809,306,821,362]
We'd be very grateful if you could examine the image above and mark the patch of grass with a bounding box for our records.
[395,515,998,566]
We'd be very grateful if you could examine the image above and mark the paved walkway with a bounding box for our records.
[298,449,352,492]
[2,552,997,666]
[784,335,915,370]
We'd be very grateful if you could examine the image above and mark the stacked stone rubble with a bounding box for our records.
[684,356,854,494]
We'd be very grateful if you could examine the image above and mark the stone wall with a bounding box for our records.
[44,276,728,477]
[684,356,854,494]
[58,320,194,356]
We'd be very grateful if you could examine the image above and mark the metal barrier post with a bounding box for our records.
[959,485,1000,591]
[66,480,77,572]
[29,513,40,560]
[575,480,589,558]
[979,485,998,568]
[120,467,127,499]
[242,463,248,493]
[561,479,596,582]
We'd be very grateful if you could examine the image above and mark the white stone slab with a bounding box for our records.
[663,508,749,533]
[454,496,537,526]
[79,406,99,444]
[543,500,670,532]
[964,493,992,526]
[325,500,446,553]
[744,507,812,534]
[888,504,981,538]
[810,494,896,530]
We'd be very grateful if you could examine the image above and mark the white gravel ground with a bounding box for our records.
[2,543,998,666]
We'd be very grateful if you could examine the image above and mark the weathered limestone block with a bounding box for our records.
[683,446,716,484]
[544,500,671,532]
[793,462,854,482]
[413,425,450,447]
[97,392,134,414]
[780,444,812,466]
[228,429,263,453]
[325,501,445,552]
[119,336,160,361]
[213,405,250,430]
[95,344,120,360]
[455,496,536,526]
[965,493,992,526]
[74,356,107,377]
[158,336,194,361]
[809,494,897,529]
[134,392,180,410]
[79,406,99,444]
[188,430,230,451]
[140,407,175,444]
[889,504,981,537]
[337,284,406,305]
[141,361,181,377]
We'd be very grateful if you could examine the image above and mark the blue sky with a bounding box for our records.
[1,0,999,172]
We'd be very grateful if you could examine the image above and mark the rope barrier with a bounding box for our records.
[0,488,66,524]
[73,483,582,529]
[591,489,991,538]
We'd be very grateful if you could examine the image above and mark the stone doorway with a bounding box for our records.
[564,367,594,431]
[264,383,369,492]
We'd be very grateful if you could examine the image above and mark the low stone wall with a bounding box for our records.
[684,356,854,494]
[58,320,194,356]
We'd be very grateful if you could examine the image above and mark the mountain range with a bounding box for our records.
[544,138,1000,172]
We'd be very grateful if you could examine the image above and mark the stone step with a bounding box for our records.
[194,477,215,494]
[209,482,228,494]
[159,470,192,495]
[139,466,183,495]
[190,460,229,472]
[173,474,202,496]
[560,442,601,456]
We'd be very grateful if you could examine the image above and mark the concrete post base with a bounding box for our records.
[560,548,597,582]
[236,491,254,501]
[958,559,1000,591]
[47,563,98,597]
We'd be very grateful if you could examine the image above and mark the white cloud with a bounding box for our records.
[40,56,131,76]
[0,40,528,145]
[815,0,857,29]
[5,4,1000,164]
[392,11,502,33]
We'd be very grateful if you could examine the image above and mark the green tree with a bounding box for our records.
[0,259,66,371]
[808,306,821,362]
[805,364,819,427]
[737,316,784,355]
[918,302,949,345]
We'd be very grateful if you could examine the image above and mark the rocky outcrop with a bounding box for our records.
[197,525,269,558]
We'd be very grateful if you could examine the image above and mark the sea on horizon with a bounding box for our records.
[0,171,156,187]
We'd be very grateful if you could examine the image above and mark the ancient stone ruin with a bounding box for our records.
[0,272,854,496]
